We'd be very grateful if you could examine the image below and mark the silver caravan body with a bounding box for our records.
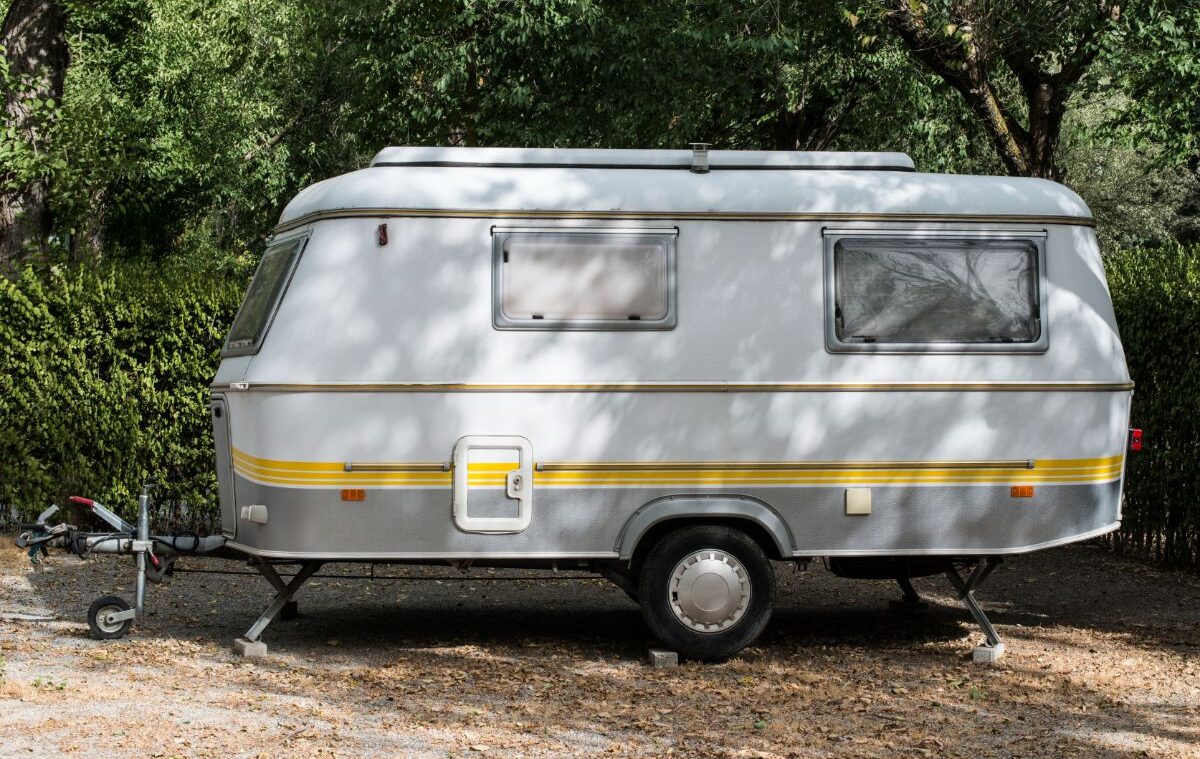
[211,148,1131,567]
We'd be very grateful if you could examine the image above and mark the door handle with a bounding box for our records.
[507,471,523,498]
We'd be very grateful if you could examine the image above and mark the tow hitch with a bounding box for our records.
[15,479,226,639]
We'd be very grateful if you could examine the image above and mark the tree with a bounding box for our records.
[865,1,1123,179]
[1104,0,1200,165]
[342,1,918,153]
[0,0,68,267]
[45,0,348,259]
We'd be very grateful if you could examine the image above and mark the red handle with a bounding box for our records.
[68,495,95,506]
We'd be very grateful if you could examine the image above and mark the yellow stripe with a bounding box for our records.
[229,448,1123,488]
[271,207,1096,235]
[235,451,518,474]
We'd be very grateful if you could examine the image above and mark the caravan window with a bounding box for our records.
[222,238,305,356]
[828,235,1044,352]
[493,228,677,330]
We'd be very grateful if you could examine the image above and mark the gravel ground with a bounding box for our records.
[0,536,1197,758]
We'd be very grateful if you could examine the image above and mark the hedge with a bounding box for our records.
[2,245,1198,568]
[0,261,246,528]
[1103,242,1200,568]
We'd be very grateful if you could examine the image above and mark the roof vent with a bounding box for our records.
[689,143,711,174]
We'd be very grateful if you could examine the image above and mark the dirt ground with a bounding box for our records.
[0,537,1196,758]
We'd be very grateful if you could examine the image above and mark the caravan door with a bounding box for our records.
[451,436,534,534]
[210,397,237,538]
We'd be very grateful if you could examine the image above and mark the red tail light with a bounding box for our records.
[1129,428,1143,452]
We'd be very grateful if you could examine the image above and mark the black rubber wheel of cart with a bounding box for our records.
[87,595,133,640]
[637,525,775,662]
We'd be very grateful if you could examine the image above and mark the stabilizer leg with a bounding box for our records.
[889,573,929,612]
[234,561,322,656]
[256,563,300,620]
[945,558,1004,662]
[897,575,920,603]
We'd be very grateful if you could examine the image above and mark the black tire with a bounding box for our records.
[637,525,775,661]
[87,595,133,640]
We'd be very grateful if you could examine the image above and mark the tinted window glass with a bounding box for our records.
[224,240,302,354]
[834,238,1040,344]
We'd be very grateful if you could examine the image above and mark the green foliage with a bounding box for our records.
[4,0,1188,267]
[1104,243,1200,568]
[1101,0,1200,165]
[48,0,346,258]
[0,259,246,525]
[1061,97,1200,250]
[0,50,66,197]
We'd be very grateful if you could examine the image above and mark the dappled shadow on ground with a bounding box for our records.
[2,540,1198,758]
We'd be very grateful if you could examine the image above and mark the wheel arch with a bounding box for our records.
[615,494,795,561]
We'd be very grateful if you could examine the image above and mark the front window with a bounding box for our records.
[222,238,305,356]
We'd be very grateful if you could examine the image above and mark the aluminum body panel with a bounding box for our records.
[211,156,1130,560]
[242,220,1125,386]
[221,390,1130,468]
[226,472,1120,558]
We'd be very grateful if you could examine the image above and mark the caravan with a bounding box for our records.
[204,147,1133,659]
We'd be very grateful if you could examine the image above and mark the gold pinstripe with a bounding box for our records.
[230,449,1124,488]
[271,207,1096,235]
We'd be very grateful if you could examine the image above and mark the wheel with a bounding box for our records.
[87,595,133,640]
[637,525,775,661]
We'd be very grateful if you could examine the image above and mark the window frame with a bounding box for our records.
[221,232,310,357]
[491,226,679,331]
[822,229,1049,354]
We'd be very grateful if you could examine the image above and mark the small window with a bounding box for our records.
[827,235,1045,352]
[222,238,305,356]
[493,228,677,330]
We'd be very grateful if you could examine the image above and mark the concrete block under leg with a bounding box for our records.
[233,637,268,658]
[972,642,1005,664]
[648,649,678,668]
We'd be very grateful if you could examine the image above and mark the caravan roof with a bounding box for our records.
[275,147,1093,234]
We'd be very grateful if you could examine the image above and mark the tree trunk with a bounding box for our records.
[1,0,68,269]
[769,87,863,153]
[883,1,1114,181]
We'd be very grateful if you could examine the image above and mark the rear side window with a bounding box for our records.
[826,234,1046,352]
[222,238,305,356]
[492,227,677,330]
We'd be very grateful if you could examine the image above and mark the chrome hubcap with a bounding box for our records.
[668,549,751,633]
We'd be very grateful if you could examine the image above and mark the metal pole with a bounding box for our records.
[135,484,150,616]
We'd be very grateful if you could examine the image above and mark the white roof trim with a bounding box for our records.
[370,146,915,171]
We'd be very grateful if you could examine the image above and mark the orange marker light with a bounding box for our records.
[1010,485,1035,498]
[341,488,366,502]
